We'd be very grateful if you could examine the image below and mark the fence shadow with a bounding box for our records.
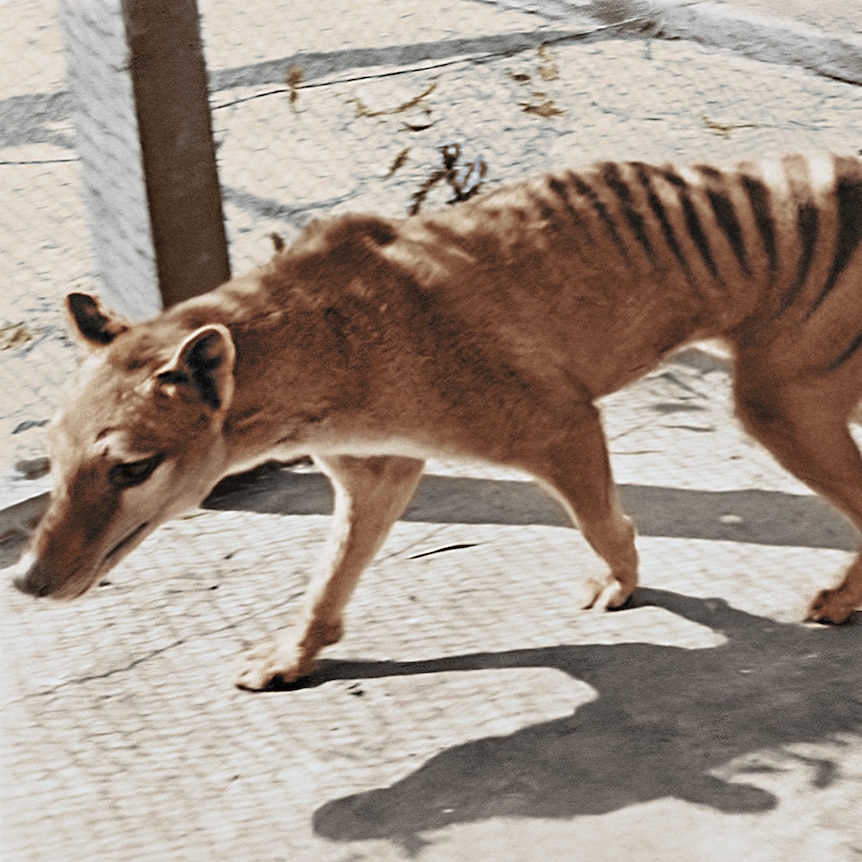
[205,465,857,551]
[308,588,861,850]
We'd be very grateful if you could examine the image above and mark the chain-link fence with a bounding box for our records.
[2,1,862,860]
[3,0,862,495]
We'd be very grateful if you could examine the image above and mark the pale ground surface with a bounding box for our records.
[694,0,861,35]
[1,1,861,860]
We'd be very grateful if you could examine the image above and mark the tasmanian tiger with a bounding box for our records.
[13,153,862,690]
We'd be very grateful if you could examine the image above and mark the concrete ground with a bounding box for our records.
[1,1,861,860]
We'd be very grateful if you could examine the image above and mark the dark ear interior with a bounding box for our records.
[67,293,129,346]
[157,325,236,411]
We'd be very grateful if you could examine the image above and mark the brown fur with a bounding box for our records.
[14,154,862,690]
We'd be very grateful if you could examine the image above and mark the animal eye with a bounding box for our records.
[109,454,164,490]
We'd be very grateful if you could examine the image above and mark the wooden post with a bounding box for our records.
[123,0,231,307]
[59,0,229,319]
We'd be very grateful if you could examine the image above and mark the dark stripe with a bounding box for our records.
[772,156,821,316]
[827,326,862,372]
[541,179,592,263]
[548,175,589,234]
[775,202,819,316]
[662,168,719,281]
[600,162,656,263]
[695,165,722,179]
[695,166,751,277]
[809,156,862,314]
[532,190,563,231]
[740,173,778,281]
[567,171,630,262]
[632,162,696,288]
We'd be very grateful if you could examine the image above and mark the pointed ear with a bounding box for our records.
[156,325,236,411]
[67,293,130,347]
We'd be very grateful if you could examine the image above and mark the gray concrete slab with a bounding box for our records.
[3,359,861,861]
[1,0,861,860]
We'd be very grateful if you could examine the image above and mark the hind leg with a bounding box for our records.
[735,369,862,623]
[515,400,639,611]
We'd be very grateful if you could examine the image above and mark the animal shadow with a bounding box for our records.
[311,589,861,848]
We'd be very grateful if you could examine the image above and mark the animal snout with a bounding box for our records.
[14,556,55,598]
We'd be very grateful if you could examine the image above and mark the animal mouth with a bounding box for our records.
[15,522,152,600]
[106,522,149,562]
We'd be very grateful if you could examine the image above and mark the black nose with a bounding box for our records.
[14,560,53,598]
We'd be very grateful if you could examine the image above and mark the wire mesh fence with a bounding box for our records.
[2,1,862,860]
[3,0,862,490]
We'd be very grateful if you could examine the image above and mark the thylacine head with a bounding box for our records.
[14,292,237,599]
[13,216,410,601]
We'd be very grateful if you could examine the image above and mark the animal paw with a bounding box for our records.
[235,637,318,691]
[581,576,635,612]
[806,588,856,625]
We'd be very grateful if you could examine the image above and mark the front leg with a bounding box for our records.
[236,454,425,690]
